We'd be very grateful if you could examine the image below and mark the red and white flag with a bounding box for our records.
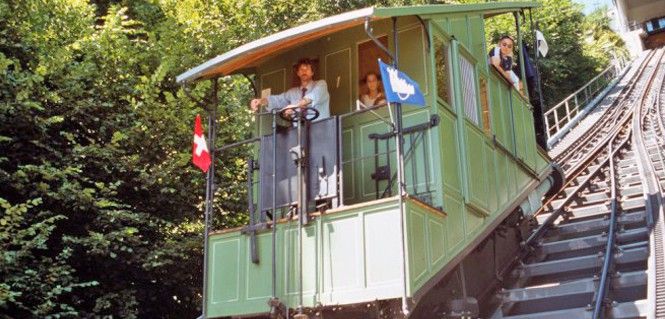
[192,115,211,172]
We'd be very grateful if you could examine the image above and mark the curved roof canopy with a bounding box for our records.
[176,2,538,84]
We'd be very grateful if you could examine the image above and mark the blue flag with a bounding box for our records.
[379,60,426,106]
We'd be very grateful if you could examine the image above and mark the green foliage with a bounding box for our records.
[0,197,97,318]
[582,6,629,69]
[0,0,629,317]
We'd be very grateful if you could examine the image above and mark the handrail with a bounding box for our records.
[544,58,628,143]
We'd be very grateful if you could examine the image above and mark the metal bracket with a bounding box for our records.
[268,297,286,319]
[446,297,479,318]
[372,165,391,181]
[241,223,270,264]
[317,157,328,199]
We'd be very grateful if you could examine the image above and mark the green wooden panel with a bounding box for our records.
[496,151,510,207]
[210,239,241,303]
[403,110,436,198]
[509,160,520,198]
[438,106,462,194]
[428,217,446,267]
[520,99,538,170]
[282,226,318,306]
[260,68,286,95]
[434,18,452,39]
[246,233,274,300]
[537,149,550,172]
[208,234,275,317]
[358,118,396,201]
[408,210,429,283]
[484,142,499,214]
[320,204,404,304]
[406,201,448,293]
[490,76,506,144]
[364,210,402,287]
[502,83,515,153]
[465,206,485,236]
[450,16,470,49]
[516,165,530,190]
[325,48,352,115]
[511,92,527,163]
[344,108,435,204]
[322,215,362,292]
[464,122,489,213]
[398,25,429,98]
[468,15,486,63]
[342,128,355,202]
[443,193,465,252]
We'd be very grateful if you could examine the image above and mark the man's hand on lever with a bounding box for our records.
[250,98,266,112]
[281,98,311,119]
[282,105,297,118]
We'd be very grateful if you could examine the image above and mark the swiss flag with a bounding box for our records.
[192,115,211,172]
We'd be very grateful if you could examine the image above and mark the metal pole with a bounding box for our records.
[248,159,259,263]
[392,16,411,317]
[201,78,218,319]
[270,110,279,317]
[530,12,548,148]
[514,11,528,99]
[297,116,305,316]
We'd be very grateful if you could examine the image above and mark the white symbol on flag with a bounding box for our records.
[193,134,208,156]
[387,66,415,101]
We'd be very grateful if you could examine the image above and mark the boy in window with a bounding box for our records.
[489,35,522,90]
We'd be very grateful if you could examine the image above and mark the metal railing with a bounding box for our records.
[220,106,438,220]
[337,105,438,207]
[544,59,628,144]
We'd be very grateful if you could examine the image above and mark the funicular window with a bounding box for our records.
[459,54,480,125]
[357,36,390,109]
[358,36,390,84]
[434,36,452,105]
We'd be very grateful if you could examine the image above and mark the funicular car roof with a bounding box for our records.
[175,2,538,84]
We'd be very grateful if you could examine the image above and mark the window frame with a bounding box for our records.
[430,24,455,111]
[456,44,482,128]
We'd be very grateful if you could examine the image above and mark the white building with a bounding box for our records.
[611,0,665,57]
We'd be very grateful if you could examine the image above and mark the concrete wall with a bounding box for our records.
[613,0,664,58]
[622,0,665,24]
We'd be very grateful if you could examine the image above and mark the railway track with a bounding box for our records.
[487,48,665,319]
[554,50,657,176]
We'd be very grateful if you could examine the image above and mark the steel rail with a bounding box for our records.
[553,50,654,164]
[531,52,663,219]
[591,141,618,319]
[633,49,665,319]
[524,51,662,232]
[490,49,664,319]
[591,48,665,318]
[524,127,630,248]
[651,75,665,319]
[554,50,656,166]
[526,49,665,258]
[531,101,636,223]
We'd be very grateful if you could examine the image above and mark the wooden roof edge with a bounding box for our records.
[176,2,539,84]
[374,2,539,18]
[176,7,376,84]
